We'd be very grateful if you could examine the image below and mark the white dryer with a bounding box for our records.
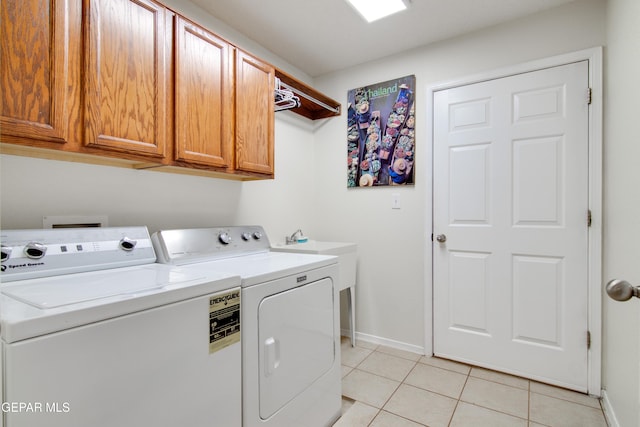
[152,226,342,427]
[0,227,242,427]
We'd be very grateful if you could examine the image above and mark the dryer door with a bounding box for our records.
[258,277,335,419]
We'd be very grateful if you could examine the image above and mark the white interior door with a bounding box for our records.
[433,61,590,391]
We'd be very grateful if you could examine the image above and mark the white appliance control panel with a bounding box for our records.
[152,226,271,264]
[0,226,156,282]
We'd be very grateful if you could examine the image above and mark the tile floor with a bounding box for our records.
[334,337,608,427]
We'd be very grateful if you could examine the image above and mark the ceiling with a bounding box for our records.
[190,0,584,78]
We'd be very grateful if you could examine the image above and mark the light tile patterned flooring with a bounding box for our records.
[334,337,608,427]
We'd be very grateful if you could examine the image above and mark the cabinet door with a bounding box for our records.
[0,0,79,145]
[235,50,275,176]
[174,17,233,168]
[84,0,172,159]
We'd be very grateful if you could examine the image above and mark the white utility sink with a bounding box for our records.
[272,240,357,346]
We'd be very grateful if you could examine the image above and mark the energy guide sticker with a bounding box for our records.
[209,290,240,354]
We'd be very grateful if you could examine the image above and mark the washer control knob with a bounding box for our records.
[252,231,263,240]
[119,237,137,251]
[1,245,12,262]
[241,232,251,241]
[218,232,232,245]
[24,242,47,259]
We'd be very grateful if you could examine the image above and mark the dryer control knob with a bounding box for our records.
[252,231,263,240]
[24,242,47,259]
[119,237,137,251]
[218,232,232,245]
[241,232,251,241]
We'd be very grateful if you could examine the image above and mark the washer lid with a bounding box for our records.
[0,264,241,343]
[2,265,202,309]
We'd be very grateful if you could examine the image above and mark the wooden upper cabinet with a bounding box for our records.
[235,50,275,176]
[84,0,172,160]
[0,0,80,145]
[174,17,233,169]
[1,0,322,180]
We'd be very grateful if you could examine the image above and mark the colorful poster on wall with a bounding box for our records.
[347,75,416,187]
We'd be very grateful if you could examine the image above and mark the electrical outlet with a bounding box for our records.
[392,193,401,209]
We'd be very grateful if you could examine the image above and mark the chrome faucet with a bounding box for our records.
[286,229,303,245]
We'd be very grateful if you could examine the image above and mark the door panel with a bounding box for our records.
[433,61,589,391]
[513,136,563,226]
[449,144,491,224]
[512,255,564,347]
[449,250,490,334]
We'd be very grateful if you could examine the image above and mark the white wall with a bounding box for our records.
[0,114,316,242]
[235,113,319,242]
[602,0,640,425]
[313,0,606,350]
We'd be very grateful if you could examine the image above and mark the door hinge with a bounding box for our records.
[586,87,592,105]
[587,330,591,349]
[587,210,592,227]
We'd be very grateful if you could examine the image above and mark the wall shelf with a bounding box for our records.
[275,69,341,120]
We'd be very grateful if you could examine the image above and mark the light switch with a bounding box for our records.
[392,193,401,209]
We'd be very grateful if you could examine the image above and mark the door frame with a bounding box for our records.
[424,47,603,396]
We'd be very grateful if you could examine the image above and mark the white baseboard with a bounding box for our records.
[341,328,424,355]
[600,390,620,427]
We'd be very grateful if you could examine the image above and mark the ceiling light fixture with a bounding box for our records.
[345,0,408,23]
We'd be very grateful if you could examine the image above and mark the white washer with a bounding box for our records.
[152,226,342,427]
[0,227,242,427]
